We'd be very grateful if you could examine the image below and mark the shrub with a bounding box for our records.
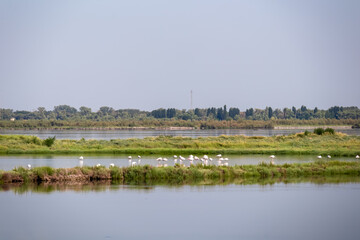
[314,128,325,135]
[304,130,310,136]
[324,128,335,134]
[43,136,56,147]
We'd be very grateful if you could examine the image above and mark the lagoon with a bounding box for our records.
[1,128,360,140]
[1,182,360,240]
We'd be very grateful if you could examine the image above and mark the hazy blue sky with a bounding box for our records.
[1,0,359,111]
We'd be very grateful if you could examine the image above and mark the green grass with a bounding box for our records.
[1,161,360,186]
[0,132,360,156]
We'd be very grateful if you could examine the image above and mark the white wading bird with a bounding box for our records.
[79,156,84,167]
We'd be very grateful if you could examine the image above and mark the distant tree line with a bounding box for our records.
[0,105,359,121]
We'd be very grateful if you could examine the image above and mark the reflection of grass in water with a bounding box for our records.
[1,133,360,156]
[2,175,360,194]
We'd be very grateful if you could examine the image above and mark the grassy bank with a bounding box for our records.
[1,161,360,185]
[0,133,360,156]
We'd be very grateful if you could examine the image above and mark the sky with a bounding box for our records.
[0,0,359,112]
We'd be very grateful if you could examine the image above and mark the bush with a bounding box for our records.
[43,136,56,147]
[324,128,335,134]
[304,130,310,136]
[314,128,325,135]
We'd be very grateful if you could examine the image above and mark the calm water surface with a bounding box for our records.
[0,155,358,171]
[1,183,360,240]
[1,128,359,139]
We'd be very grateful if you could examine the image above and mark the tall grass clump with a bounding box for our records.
[43,136,56,147]
[324,128,335,134]
[314,128,325,135]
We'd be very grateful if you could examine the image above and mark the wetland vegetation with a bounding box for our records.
[0,131,359,156]
[1,161,360,186]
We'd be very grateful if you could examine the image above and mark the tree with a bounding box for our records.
[54,105,78,120]
[245,108,254,119]
[223,105,227,120]
[166,108,176,118]
[229,108,240,119]
[268,107,273,119]
[80,106,92,117]
[36,107,46,119]
[300,105,307,112]
[216,108,223,120]
[0,108,13,120]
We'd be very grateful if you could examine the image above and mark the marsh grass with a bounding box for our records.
[1,161,360,185]
[1,133,359,156]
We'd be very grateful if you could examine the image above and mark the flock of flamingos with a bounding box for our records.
[25,154,360,170]
[75,154,360,169]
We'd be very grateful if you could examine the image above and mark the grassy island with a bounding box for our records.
[0,132,359,156]
[1,161,360,186]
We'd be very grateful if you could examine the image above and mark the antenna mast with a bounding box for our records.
[190,90,193,110]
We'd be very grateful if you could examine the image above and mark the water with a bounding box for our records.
[0,155,357,171]
[1,182,360,240]
[1,128,359,140]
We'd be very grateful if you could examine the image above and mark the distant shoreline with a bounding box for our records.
[274,125,352,130]
[0,125,355,131]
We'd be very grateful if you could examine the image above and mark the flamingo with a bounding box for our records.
[174,155,178,159]
[79,156,84,167]
[327,155,331,159]
[163,158,168,162]
[356,155,359,159]
[217,154,222,157]
[138,155,141,164]
[131,162,137,167]
[109,163,115,167]
[96,163,101,167]
[269,155,275,159]
[27,164,31,170]
[179,156,186,161]
[156,157,163,162]
[317,155,322,159]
